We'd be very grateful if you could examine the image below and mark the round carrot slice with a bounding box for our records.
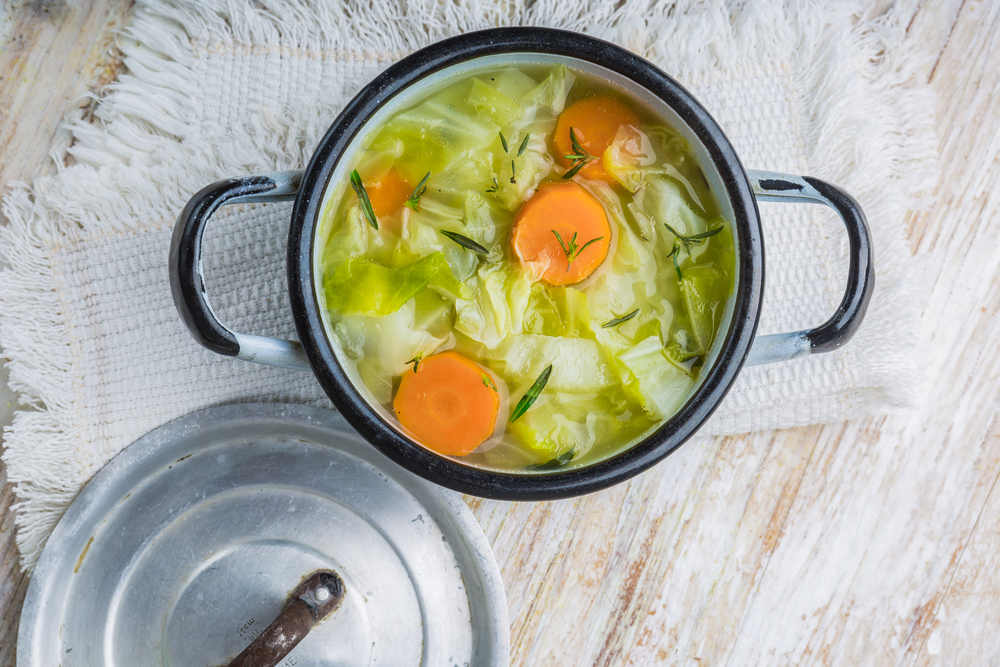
[553,96,640,182]
[364,168,411,230]
[393,351,500,457]
[510,181,612,286]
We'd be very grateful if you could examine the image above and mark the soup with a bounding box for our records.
[316,63,735,472]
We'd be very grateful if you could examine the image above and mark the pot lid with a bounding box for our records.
[18,404,508,666]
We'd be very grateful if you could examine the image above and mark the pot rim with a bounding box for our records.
[288,26,763,500]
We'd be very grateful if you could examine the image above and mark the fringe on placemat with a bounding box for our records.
[0,0,938,570]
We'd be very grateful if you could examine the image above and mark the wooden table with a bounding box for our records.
[1,1,997,664]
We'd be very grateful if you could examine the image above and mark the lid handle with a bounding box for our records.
[224,570,345,667]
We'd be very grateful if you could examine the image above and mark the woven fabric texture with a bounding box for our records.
[0,0,937,569]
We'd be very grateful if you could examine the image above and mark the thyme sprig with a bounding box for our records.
[510,364,553,423]
[551,230,604,269]
[486,177,500,193]
[561,127,597,179]
[510,159,517,184]
[663,222,724,280]
[602,309,639,329]
[440,229,489,254]
[404,171,431,212]
[499,131,509,153]
[349,169,379,230]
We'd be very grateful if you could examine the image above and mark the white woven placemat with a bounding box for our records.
[0,0,937,569]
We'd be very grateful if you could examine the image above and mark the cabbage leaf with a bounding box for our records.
[324,252,469,317]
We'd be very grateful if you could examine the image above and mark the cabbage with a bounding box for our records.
[469,77,526,126]
[353,137,405,183]
[384,99,498,179]
[402,196,482,281]
[523,284,593,338]
[604,127,708,214]
[614,335,694,418]
[336,302,453,404]
[324,252,469,317]
[454,261,533,348]
[493,69,539,103]
[493,132,554,211]
[509,394,599,461]
[521,65,576,116]
[489,334,613,390]
[640,177,711,241]
[680,265,730,354]
[319,204,387,268]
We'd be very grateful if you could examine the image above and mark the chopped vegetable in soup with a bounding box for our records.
[317,64,735,472]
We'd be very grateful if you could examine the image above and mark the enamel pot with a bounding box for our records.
[169,27,874,501]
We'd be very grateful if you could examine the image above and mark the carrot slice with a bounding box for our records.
[363,168,411,230]
[553,96,640,182]
[510,182,612,286]
[393,351,500,456]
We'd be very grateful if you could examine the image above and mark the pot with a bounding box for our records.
[169,27,873,501]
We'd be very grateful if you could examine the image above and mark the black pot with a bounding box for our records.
[170,27,873,501]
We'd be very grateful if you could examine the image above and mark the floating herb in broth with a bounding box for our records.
[317,63,735,473]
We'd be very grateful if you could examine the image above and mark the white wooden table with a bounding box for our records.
[1,1,998,664]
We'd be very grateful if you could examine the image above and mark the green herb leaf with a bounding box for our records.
[527,448,576,471]
[668,245,683,280]
[486,177,500,193]
[404,171,431,212]
[687,226,724,241]
[569,127,586,155]
[509,364,553,422]
[481,373,498,392]
[663,222,724,248]
[499,131,509,153]
[440,229,489,254]
[517,134,530,157]
[551,229,603,269]
[406,353,423,373]
[510,159,517,184]
[602,308,639,329]
[576,236,603,256]
[560,126,597,179]
[561,160,588,180]
[663,222,724,281]
[350,169,379,230]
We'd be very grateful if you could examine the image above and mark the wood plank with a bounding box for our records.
[0,1,135,663]
[1,1,999,664]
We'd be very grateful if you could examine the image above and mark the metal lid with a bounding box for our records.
[18,404,508,666]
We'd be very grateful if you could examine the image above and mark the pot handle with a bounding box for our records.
[169,171,312,371]
[743,170,875,366]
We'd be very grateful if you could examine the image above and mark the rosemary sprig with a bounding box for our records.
[481,373,498,392]
[561,127,597,179]
[602,309,639,329]
[517,134,530,157]
[527,448,576,471]
[510,159,517,184]
[551,230,604,269]
[499,131,509,152]
[350,169,379,230]
[663,222,724,280]
[510,364,553,423]
[440,229,489,254]
[486,177,500,193]
[667,245,683,280]
[406,353,423,373]
[404,171,431,212]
